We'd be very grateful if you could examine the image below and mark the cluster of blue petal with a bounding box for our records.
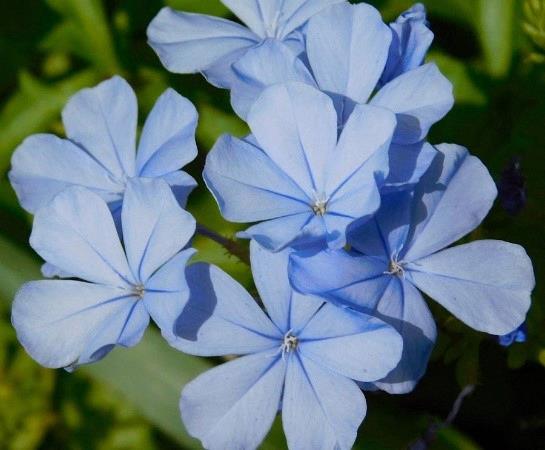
[10,77,199,368]
[176,242,402,450]
[8,1,536,450]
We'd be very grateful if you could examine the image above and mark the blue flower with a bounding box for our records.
[147,0,344,89]
[290,144,535,393]
[498,323,528,347]
[11,179,196,369]
[231,3,451,141]
[380,3,434,85]
[204,82,396,251]
[175,241,403,450]
[10,76,198,218]
[229,2,450,189]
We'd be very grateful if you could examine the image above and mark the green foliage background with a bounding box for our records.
[0,0,544,449]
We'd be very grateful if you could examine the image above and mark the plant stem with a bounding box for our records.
[408,385,475,450]
[196,223,250,265]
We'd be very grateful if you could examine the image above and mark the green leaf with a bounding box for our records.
[165,0,230,16]
[436,426,483,450]
[455,337,481,387]
[0,70,101,174]
[83,329,212,449]
[378,0,475,25]
[507,343,529,369]
[196,102,249,150]
[0,235,41,307]
[428,52,487,106]
[477,0,515,77]
[44,0,120,73]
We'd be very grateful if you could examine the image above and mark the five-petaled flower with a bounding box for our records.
[10,76,198,220]
[12,179,196,369]
[204,81,396,251]
[229,2,450,191]
[147,0,344,89]
[290,144,535,393]
[6,1,537,448]
[175,242,403,450]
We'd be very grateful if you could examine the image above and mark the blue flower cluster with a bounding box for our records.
[9,2,535,449]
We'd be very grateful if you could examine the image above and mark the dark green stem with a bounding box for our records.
[196,223,250,266]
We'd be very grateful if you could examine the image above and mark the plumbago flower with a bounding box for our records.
[147,0,344,89]
[290,145,535,393]
[174,241,403,450]
[380,3,434,85]
[11,179,196,369]
[204,81,396,251]
[9,76,198,219]
[229,2,451,189]
[231,2,451,133]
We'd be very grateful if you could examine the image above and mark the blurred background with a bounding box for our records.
[0,0,544,449]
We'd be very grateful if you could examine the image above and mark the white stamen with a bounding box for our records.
[385,260,406,277]
[132,284,146,299]
[311,191,329,216]
[280,330,298,359]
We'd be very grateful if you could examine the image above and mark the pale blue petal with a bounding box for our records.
[136,88,198,177]
[322,214,360,249]
[230,39,315,119]
[220,0,272,37]
[407,240,534,334]
[283,28,307,57]
[239,213,322,251]
[371,64,454,144]
[202,46,259,89]
[250,241,295,331]
[325,104,396,194]
[323,106,393,235]
[370,278,436,394]
[383,141,437,191]
[147,8,259,87]
[174,263,281,356]
[247,82,338,194]
[403,144,497,261]
[350,190,414,259]
[299,304,403,382]
[181,352,285,450]
[142,250,196,345]
[381,3,434,84]
[62,76,137,179]
[282,354,366,450]
[12,280,145,369]
[250,240,323,332]
[41,262,73,279]
[306,3,391,104]
[9,134,122,214]
[159,170,198,208]
[289,249,389,312]
[121,179,195,284]
[223,0,345,39]
[76,299,149,367]
[30,187,133,287]
[204,134,310,222]
[276,0,346,39]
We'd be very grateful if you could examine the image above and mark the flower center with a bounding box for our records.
[311,191,329,216]
[281,331,298,356]
[386,260,405,277]
[132,284,146,299]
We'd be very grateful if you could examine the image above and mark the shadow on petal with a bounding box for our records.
[174,264,217,341]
